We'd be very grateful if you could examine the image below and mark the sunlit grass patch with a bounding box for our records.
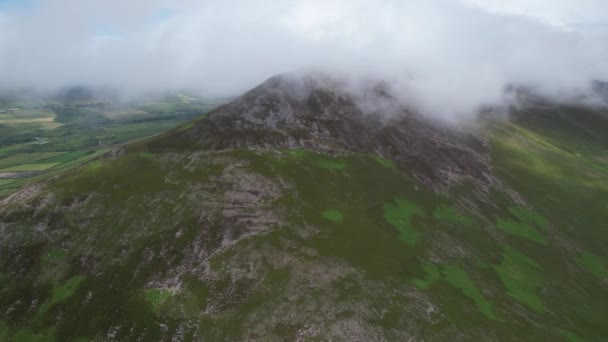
[496,219,546,245]
[492,207,548,246]
[322,209,344,223]
[493,246,545,313]
[411,261,440,289]
[38,276,86,314]
[383,198,424,245]
[144,289,174,312]
[443,265,498,320]
[369,154,394,168]
[49,276,85,304]
[315,158,347,170]
[576,252,608,279]
[508,207,548,229]
[489,122,608,191]
[139,151,155,159]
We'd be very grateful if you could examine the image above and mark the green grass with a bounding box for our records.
[0,188,17,197]
[383,198,425,245]
[559,329,590,342]
[45,248,67,261]
[0,163,61,172]
[576,252,608,278]
[315,158,347,170]
[443,265,497,320]
[508,207,548,229]
[486,117,608,338]
[496,219,546,245]
[0,149,109,199]
[236,149,444,282]
[493,246,545,313]
[12,327,56,342]
[0,104,199,195]
[38,276,86,314]
[0,179,16,186]
[50,276,85,304]
[139,151,155,159]
[0,94,219,206]
[39,150,94,163]
[412,261,440,289]
[0,152,67,169]
[370,154,394,168]
[144,289,173,312]
[488,121,608,241]
[322,209,344,223]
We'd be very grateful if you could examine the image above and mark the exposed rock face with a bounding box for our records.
[163,73,496,192]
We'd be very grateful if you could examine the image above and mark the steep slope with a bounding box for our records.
[0,74,607,341]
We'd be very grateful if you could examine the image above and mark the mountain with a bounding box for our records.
[157,74,496,192]
[1,73,607,341]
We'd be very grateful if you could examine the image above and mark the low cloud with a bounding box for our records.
[0,0,607,119]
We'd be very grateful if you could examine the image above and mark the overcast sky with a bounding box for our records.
[0,0,607,115]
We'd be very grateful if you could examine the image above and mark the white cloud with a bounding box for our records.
[0,0,607,118]
[462,0,608,28]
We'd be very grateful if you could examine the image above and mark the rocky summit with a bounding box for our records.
[162,74,497,192]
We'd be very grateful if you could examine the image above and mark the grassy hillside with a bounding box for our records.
[0,102,607,341]
[0,75,607,340]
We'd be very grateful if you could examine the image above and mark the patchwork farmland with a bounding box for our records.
[0,89,222,198]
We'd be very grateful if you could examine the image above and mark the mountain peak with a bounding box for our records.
[154,73,496,193]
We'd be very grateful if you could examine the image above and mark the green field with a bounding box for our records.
[0,152,67,168]
[0,163,61,172]
[38,150,94,163]
[0,179,16,186]
[0,109,55,120]
[0,91,221,198]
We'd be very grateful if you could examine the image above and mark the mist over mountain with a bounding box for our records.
[1,1,608,341]
[1,0,608,120]
[1,71,608,340]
